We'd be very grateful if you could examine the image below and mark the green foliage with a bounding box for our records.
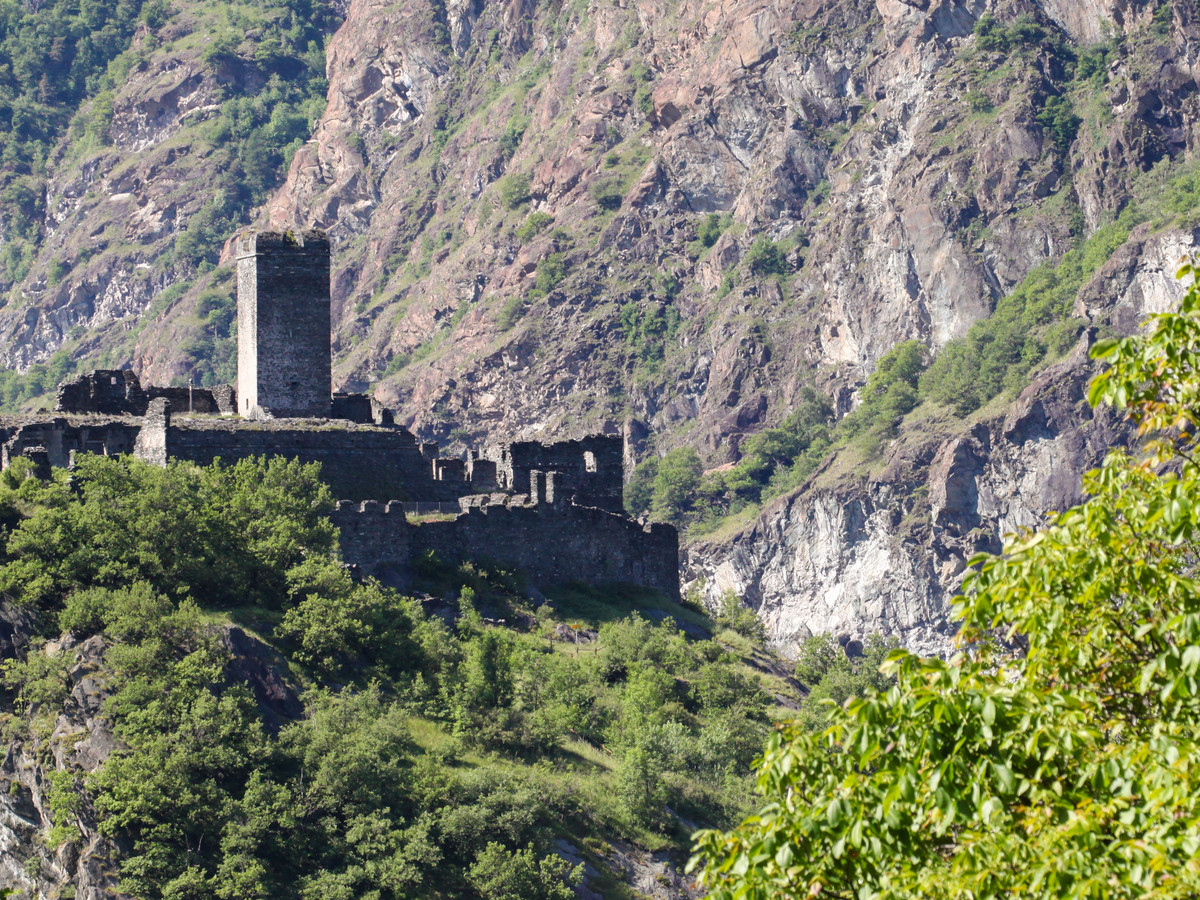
[619,299,680,375]
[692,213,729,253]
[839,340,927,447]
[972,13,1073,63]
[657,271,682,300]
[533,251,567,294]
[497,294,529,330]
[499,112,529,159]
[0,454,335,612]
[467,843,582,900]
[0,0,146,268]
[744,236,788,276]
[965,88,993,113]
[921,222,1127,415]
[635,84,654,117]
[792,632,900,732]
[631,388,833,529]
[591,178,624,211]
[1036,94,1081,154]
[691,264,1200,899]
[515,211,553,243]
[714,590,765,642]
[647,447,702,526]
[498,173,531,210]
[0,454,780,897]
[0,349,78,411]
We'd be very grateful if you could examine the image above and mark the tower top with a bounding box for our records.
[235,228,329,260]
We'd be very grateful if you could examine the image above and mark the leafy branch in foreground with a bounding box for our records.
[690,261,1200,898]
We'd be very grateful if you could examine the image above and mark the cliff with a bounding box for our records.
[685,224,1196,654]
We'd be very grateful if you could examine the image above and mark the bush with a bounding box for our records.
[695,213,727,249]
[1036,94,1081,154]
[591,179,624,211]
[714,590,765,642]
[515,211,553,243]
[966,88,993,113]
[497,295,528,330]
[647,447,702,525]
[498,173,531,210]
[839,340,927,444]
[498,113,529,159]
[468,843,582,900]
[534,252,567,294]
[744,236,788,276]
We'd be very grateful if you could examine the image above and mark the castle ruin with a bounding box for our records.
[0,230,679,599]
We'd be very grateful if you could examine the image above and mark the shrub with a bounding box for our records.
[714,590,765,642]
[498,113,529,159]
[1036,95,1081,154]
[534,252,567,294]
[498,174,531,210]
[592,179,624,211]
[497,295,528,330]
[695,213,727,249]
[744,236,788,276]
[965,88,993,113]
[515,212,553,243]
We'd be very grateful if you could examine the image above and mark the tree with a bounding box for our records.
[690,262,1200,898]
[649,447,702,525]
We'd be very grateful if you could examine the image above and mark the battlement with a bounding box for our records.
[331,487,679,599]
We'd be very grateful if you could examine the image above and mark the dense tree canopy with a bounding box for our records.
[691,262,1200,897]
[0,454,778,898]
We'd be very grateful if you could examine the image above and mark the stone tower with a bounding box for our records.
[236,229,331,418]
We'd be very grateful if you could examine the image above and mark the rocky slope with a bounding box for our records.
[0,609,123,900]
[2,0,1200,652]
[686,224,1196,655]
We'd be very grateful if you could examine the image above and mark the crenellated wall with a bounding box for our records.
[331,485,679,599]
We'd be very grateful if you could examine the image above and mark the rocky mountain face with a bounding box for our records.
[3,0,1200,650]
[687,225,1197,655]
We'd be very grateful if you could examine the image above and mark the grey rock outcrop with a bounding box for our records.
[684,227,1196,656]
[0,631,125,900]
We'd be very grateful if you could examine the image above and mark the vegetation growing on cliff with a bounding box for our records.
[0,454,789,898]
[691,265,1200,898]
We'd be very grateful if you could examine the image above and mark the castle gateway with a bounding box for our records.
[0,230,679,599]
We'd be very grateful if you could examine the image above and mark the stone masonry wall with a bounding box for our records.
[161,419,431,501]
[331,494,680,600]
[56,370,232,417]
[484,436,624,512]
[236,230,331,418]
[0,417,140,469]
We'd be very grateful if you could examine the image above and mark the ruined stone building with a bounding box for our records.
[0,230,679,599]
